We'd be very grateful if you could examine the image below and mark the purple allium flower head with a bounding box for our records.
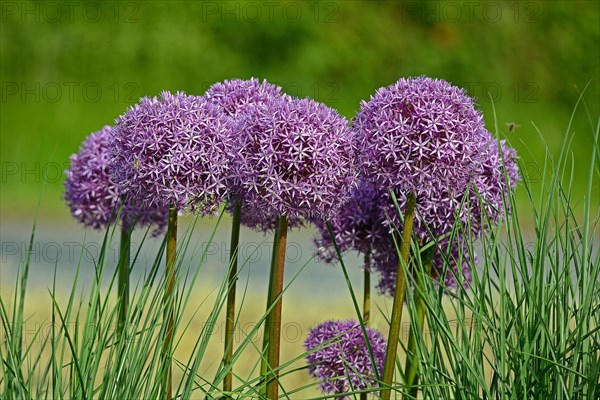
[355,76,489,197]
[313,181,389,265]
[232,97,357,221]
[65,126,168,235]
[111,91,235,214]
[304,319,387,398]
[356,77,520,242]
[205,77,285,117]
[206,78,305,232]
[348,76,519,296]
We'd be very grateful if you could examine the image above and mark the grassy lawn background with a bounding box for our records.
[1,1,599,219]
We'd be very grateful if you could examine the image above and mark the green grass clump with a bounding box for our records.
[1,109,598,399]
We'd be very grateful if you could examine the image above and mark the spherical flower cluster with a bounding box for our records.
[313,181,389,265]
[232,97,357,221]
[64,126,168,235]
[304,319,387,398]
[205,77,285,117]
[206,78,304,232]
[355,77,520,244]
[111,91,235,214]
[355,76,489,197]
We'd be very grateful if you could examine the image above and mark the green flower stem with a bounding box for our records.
[361,253,371,400]
[117,224,131,342]
[381,192,417,400]
[259,225,281,396]
[161,208,177,400]
[404,246,434,399]
[363,253,371,327]
[265,216,288,400]
[223,202,242,397]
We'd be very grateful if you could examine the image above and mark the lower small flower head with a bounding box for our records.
[304,319,387,398]
[313,181,389,265]
[111,92,235,214]
[232,97,357,221]
[64,126,168,235]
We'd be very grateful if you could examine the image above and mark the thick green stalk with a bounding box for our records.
[161,208,177,400]
[363,253,371,327]
[361,253,371,400]
[381,192,417,400]
[259,223,281,395]
[404,246,434,399]
[117,224,131,341]
[265,216,288,399]
[223,202,242,396]
[116,224,131,390]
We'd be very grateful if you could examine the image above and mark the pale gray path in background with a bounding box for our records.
[2,216,573,304]
[0,216,366,303]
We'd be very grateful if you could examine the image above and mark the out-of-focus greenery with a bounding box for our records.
[1,0,598,217]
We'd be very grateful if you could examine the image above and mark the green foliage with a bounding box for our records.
[394,103,600,399]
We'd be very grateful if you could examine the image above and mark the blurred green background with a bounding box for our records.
[1,0,599,221]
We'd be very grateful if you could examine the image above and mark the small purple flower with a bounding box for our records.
[110,91,235,214]
[304,319,387,398]
[232,97,357,221]
[313,181,388,265]
[64,126,168,235]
